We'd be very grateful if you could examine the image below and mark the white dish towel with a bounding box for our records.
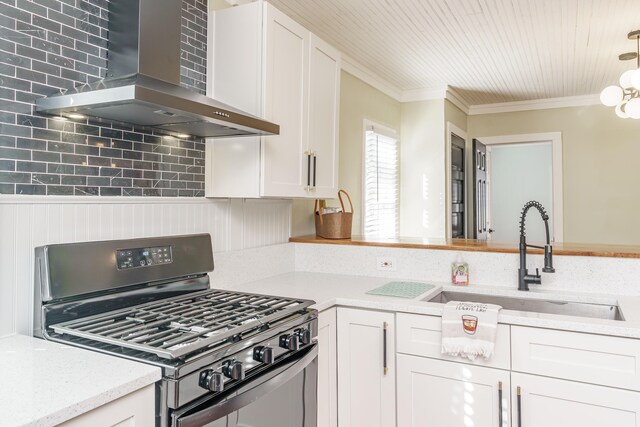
[441,301,502,361]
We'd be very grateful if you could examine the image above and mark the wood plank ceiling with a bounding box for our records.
[267,0,640,105]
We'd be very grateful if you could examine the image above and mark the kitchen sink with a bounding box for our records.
[426,291,624,321]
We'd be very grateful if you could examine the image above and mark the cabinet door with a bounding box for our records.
[206,3,263,198]
[59,384,155,426]
[307,34,340,199]
[261,3,309,198]
[318,308,337,427]
[512,372,640,427]
[337,308,395,427]
[397,355,509,427]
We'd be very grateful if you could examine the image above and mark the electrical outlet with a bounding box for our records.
[376,257,397,271]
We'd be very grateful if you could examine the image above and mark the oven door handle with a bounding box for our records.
[174,344,318,427]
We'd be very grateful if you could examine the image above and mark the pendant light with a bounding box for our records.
[600,30,640,119]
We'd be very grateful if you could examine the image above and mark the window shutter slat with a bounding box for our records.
[364,128,399,237]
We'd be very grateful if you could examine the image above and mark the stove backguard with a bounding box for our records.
[34,234,214,338]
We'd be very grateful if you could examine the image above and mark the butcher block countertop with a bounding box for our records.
[289,235,640,259]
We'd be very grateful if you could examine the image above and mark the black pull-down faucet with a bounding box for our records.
[518,201,555,291]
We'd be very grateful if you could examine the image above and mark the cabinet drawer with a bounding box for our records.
[396,313,510,370]
[512,326,640,391]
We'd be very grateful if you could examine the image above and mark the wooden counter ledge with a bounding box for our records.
[289,235,640,259]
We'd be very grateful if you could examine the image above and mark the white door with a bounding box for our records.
[307,34,340,199]
[397,355,510,427]
[261,4,309,197]
[317,308,337,427]
[512,372,640,427]
[488,142,553,242]
[337,308,395,427]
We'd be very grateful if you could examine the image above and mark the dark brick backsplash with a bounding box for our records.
[0,0,208,197]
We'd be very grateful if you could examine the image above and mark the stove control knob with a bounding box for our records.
[295,328,311,345]
[253,346,274,364]
[222,360,245,381]
[199,370,224,392]
[279,333,300,351]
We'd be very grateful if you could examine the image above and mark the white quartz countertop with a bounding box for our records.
[0,334,161,427]
[217,272,640,339]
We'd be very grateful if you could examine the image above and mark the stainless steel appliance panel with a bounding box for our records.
[36,234,213,302]
[173,345,318,427]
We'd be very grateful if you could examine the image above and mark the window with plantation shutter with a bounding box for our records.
[364,123,399,237]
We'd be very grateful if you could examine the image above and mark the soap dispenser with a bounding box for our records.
[451,253,469,286]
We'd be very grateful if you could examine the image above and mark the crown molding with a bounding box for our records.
[338,58,601,115]
[340,55,403,101]
[468,94,601,115]
[444,87,470,114]
[400,86,447,102]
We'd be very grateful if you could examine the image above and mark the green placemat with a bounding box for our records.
[366,281,435,299]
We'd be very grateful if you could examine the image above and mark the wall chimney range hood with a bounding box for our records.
[35,0,279,138]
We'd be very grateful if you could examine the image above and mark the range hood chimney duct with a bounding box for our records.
[109,0,183,85]
[35,0,279,138]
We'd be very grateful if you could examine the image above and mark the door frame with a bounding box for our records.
[476,132,564,242]
[445,122,468,239]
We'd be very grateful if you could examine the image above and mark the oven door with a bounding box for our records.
[172,344,318,427]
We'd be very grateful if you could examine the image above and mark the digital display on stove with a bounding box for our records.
[116,245,172,270]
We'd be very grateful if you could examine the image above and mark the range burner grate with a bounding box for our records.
[51,289,313,359]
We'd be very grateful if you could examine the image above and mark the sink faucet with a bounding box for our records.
[518,201,555,291]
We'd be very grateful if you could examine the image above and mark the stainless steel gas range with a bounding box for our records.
[33,234,317,427]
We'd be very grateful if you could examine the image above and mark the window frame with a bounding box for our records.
[361,119,400,238]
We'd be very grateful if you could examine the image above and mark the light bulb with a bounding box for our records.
[620,69,636,88]
[625,98,640,119]
[631,68,640,90]
[600,85,624,106]
[615,102,629,118]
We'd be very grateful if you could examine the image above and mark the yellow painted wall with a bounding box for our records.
[291,70,402,236]
[468,105,640,245]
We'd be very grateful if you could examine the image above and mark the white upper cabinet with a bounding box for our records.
[206,1,340,198]
[307,34,341,198]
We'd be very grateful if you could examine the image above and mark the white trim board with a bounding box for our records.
[400,86,447,103]
[467,94,601,115]
[477,132,564,243]
[341,55,402,101]
[338,55,601,115]
[0,195,216,205]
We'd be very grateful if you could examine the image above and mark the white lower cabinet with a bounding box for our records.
[397,354,510,427]
[337,308,396,427]
[512,372,640,427]
[59,384,155,426]
[331,309,640,427]
[317,308,338,427]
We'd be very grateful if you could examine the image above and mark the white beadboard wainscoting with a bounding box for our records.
[0,196,293,337]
